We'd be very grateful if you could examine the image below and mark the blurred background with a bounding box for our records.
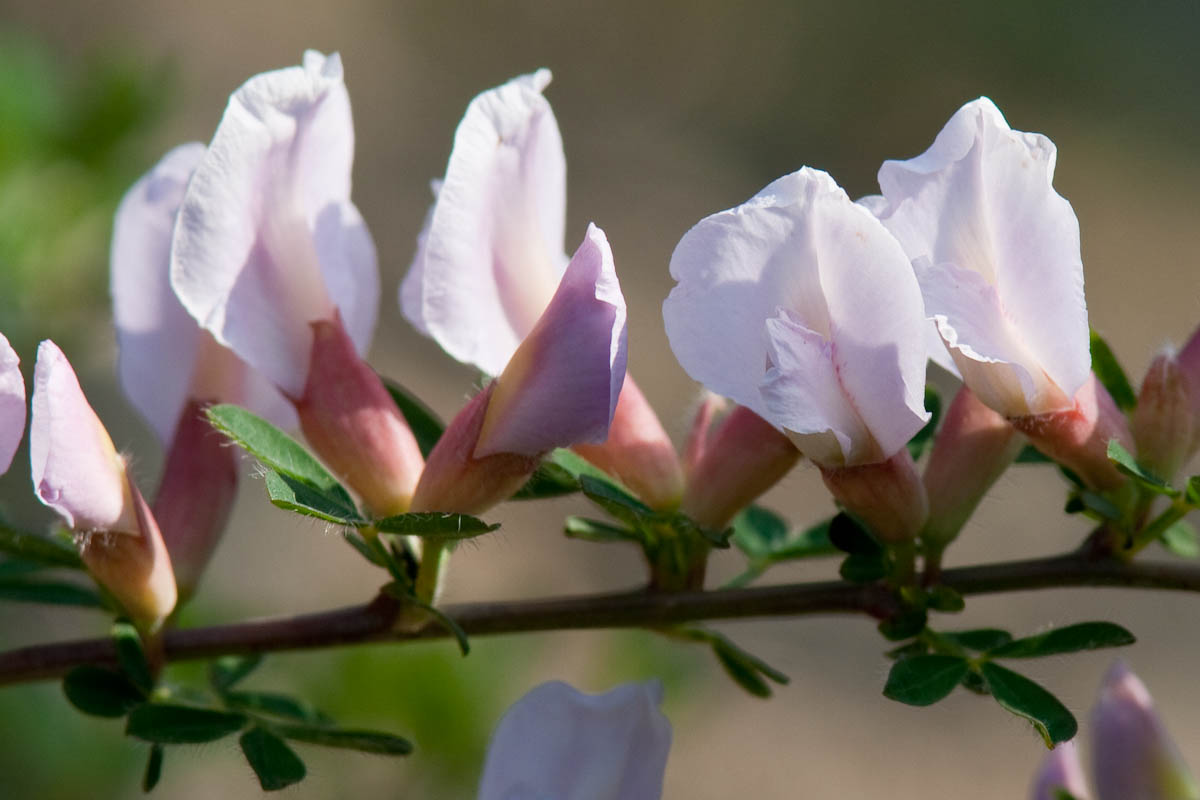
[0,1,1198,797]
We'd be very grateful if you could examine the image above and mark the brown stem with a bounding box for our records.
[4,550,1200,686]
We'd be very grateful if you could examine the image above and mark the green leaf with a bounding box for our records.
[372,512,499,539]
[988,621,1135,658]
[206,405,356,503]
[379,376,445,459]
[126,704,246,744]
[828,513,882,556]
[839,553,887,584]
[263,470,364,525]
[906,385,942,460]
[877,608,928,641]
[563,516,639,543]
[1015,445,1053,464]
[769,519,838,561]
[1188,476,1200,506]
[0,577,104,607]
[1064,491,1123,521]
[274,723,413,755]
[926,585,964,613]
[112,620,154,695]
[1090,330,1137,411]
[732,505,789,557]
[1107,440,1179,497]
[545,448,621,484]
[209,654,264,693]
[710,637,789,698]
[1161,519,1200,558]
[343,531,388,567]
[62,666,145,717]
[940,628,1013,652]
[224,691,333,725]
[0,525,82,568]
[882,654,969,706]
[960,670,989,695]
[579,475,653,528]
[885,640,930,660]
[240,727,306,791]
[142,745,163,793]
[981,662,1078,747]
[510,461,580,501]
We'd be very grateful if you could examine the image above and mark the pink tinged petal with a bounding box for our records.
[1012,373,1133,491]
[681,391,728,476]
[295,314,424,517]
[681,405,800,530]
[30,341,133,532]
[922,386,1022,547]
[665,168,928,467]
[79,476,177,630]
[152,399,238,601]
[478,680,672,800]
[1091,662,1199,800]
[0,333,25,474]
[1030,740,1091,800]
[819,449,928,543]
[474,224,627,458]
[111,142,208,444]
[403,69,567,377]
[171,51,378,398]
[112,144,297,442]
[410,383,539,515]
[879,97,1089,408]
[573,376,685,510]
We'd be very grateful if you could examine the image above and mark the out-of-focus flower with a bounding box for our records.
[1030,741,1090,800]
[0,332,25,474]
[477,680,672,800]
[922,386,1022,548]
[169,51,422,516]
[412,225,627,514]
[873,98,1132,488]
[30,341,175,628]
[665,167,930,540]
[112,142,294,598]
[402,70,682,508]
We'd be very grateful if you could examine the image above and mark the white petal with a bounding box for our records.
[171,51,376,398]
[402,70,567,377]
[30,341,130,531]
[0,333,25,474]
[478,680,671,800]
[917,259,1069,415]
[665,167,928,465]
[878,97,1088,407]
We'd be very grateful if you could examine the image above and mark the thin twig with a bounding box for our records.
[3,551,1200,686]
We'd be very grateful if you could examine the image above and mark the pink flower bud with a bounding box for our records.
[1030,740,1091,800]
[31,341,176,627]
[573,376,685,510]
[294,314,424,517]
[151,398,238,600]
[410,384,539,515]
[1091,662,1198,800]
[0,332,25,475]
[1133,351,1199,481]
[1012,373,1133,491]
[681,405,800,529]
[820,449,929,543]
[922,386,1022,546]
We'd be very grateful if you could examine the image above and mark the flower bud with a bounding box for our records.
[294,314,424,517]
[573,377,685,510]
[922,386,1022,546]
[820,449,929,543]
[1133,350,1199,481]
[0,332,25,475]
[151,398,238,601]
[1012,373,1133,491]
[681,405,800,530]
[31,341,176,628]
[1030,740,1091,800]
[1091,662,1199,800]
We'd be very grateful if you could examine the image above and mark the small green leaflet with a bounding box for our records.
[0,525,82,568]
[209,654,264,693]
[511,461,579,500]
[111,621,154,695]
[240,727,307,791]
[883,654,969,706]
[1090,330,1136,411]
[980,662,1077,747]
[142,745,164,793]
[1161,519,1200,558]
[906,384,942,460]
[274,723,413,755]
[126,704,247,744]
[62,666,145,718]
[1107,440,1178,497]
[987,621,1135,659]
[263,470,364,525]
[0,577,104,607]
[373,512,499,539]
